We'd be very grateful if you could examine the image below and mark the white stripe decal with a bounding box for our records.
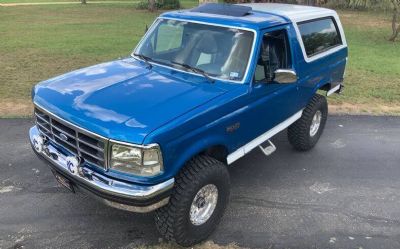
[227,110,303,165]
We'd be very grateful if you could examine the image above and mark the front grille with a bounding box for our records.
[34,107,108,169]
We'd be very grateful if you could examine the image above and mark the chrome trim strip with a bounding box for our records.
[132,17,258,84]
[109,138,159,149]
[35,113,48,123]
[227,110,303,164]
[80,149,104,162]
[30,126,174,202]
[36,122,51,133]
[78,137,105,152]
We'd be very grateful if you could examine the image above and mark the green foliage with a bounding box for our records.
[325,0,394,10]
[135,0,180,10]
[135,0,150,9]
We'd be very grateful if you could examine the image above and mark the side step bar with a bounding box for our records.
[259,140,276,156]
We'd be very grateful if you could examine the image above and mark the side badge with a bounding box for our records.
[226,122,240,133]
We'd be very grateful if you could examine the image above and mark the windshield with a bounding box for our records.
[134,19,255,82]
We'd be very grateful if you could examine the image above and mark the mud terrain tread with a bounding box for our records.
[155,155,229,246]
[288,94,328,151]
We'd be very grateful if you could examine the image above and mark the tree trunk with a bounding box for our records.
[389,25,400,41]
[148,0,156,11]
[389,0,400,41]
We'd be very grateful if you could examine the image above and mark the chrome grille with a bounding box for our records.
[34,107,108,169]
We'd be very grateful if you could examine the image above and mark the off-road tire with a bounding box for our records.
[154,155,230,246]
[288,94,328,151]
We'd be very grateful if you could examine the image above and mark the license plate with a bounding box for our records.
[52,170,74,193]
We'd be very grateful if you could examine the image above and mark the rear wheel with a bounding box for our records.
[288,94,328,151]
[155,155,230,246]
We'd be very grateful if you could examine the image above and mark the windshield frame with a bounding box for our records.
[132,17,258,84]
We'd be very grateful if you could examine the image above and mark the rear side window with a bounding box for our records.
[298,17,342,57]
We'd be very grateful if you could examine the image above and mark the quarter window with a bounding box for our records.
[298,17,342,57]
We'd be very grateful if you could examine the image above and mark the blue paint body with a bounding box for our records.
[32,8,348,186]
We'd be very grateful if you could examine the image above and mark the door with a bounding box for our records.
[239,26,301,146]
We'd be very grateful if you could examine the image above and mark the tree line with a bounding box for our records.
[76,0,400,41]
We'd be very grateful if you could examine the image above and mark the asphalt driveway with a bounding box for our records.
[1,115,400,249]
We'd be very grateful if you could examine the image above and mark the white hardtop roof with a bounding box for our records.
[239,3,337,23]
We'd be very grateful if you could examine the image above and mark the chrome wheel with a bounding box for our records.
[309,110,322,137]
[189,184,218,226]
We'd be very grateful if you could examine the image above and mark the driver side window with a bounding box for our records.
[254,29,292,82]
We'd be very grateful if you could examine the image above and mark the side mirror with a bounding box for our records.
[273,69,298,84]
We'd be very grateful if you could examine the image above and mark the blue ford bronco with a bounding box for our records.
[29,3,347,246]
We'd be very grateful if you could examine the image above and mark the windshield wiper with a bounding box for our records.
[170,61,215,83]
[133,53,153,69]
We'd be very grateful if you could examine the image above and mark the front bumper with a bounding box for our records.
[29,126,174,213]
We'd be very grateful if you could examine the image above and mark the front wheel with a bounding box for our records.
[288,94,328,151]
[155,155,230,246]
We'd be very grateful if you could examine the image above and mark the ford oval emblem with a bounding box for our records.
[59,133,68,141]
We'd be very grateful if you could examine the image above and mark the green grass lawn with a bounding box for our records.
[0,0,134,3]
[0,5,399,117]
[329,11,400,114]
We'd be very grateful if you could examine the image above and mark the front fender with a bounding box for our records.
[160,130,229,180]
[146,107,242,182]
[143,84,249,184]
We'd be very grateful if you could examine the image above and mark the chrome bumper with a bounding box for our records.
[29,126,174,213]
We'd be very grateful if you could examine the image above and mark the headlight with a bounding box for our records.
[110,142,163,177]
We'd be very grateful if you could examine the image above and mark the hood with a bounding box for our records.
[34,58,228,144]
